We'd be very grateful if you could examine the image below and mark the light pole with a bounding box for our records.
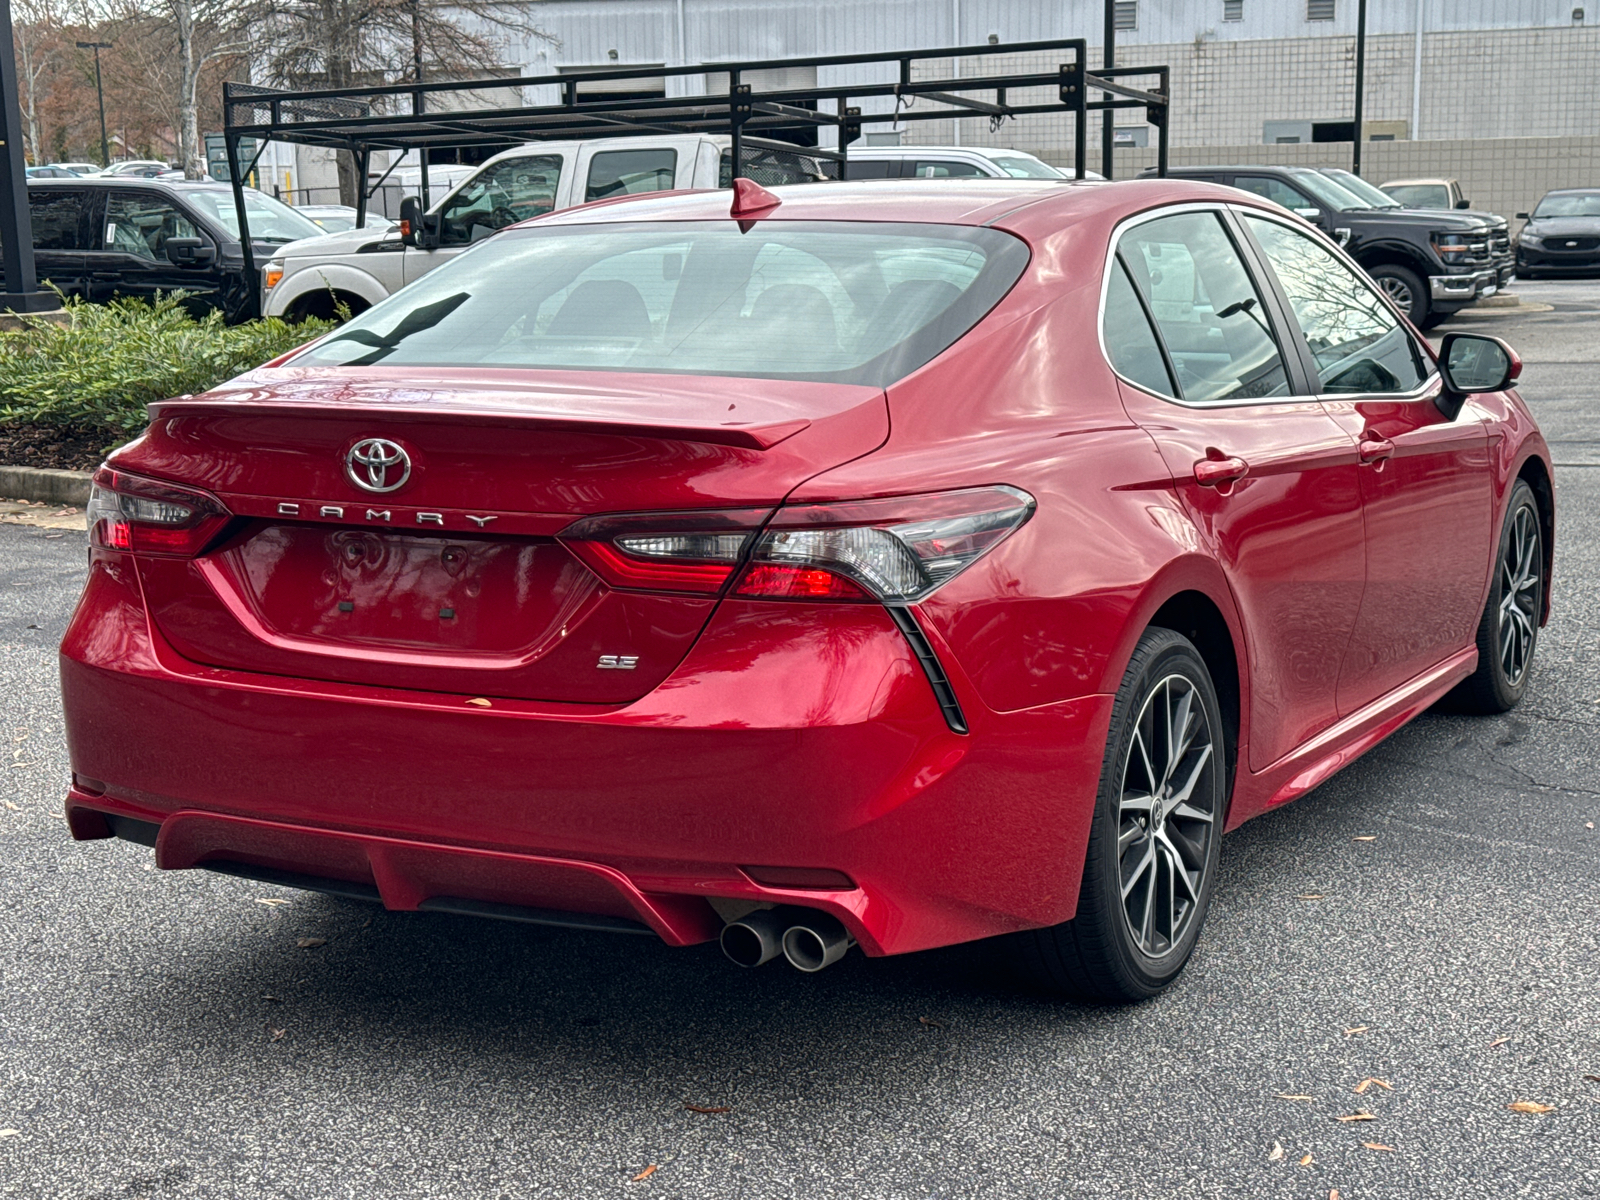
[2,0,60,313]
[1351,0,1368,176]
[76,40,112,168]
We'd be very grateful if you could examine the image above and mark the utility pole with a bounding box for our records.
[2,0,61,314]
[76,40,112,168]
[1352,0,1368,176]
[1101,0,1115,179]
[412,0,430,210]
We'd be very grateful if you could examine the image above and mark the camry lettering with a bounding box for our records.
[466,515,498,527]
[416,513,444,525]
[365,509,391,522]
[320,505,344,518]
[277,502,300,516]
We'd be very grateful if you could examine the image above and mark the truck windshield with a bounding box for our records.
[293,220,1029,386]
[1533,192,1600,218]
[1289,171,1374,213]
[185,189,326,243]
[1319,170,1404,209]
[989,155,1065,179]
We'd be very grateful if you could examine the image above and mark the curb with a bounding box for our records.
[0,465,93,507]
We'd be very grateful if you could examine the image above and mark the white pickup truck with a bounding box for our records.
[262,135,827,321]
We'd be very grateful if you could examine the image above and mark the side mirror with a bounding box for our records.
[164,236,215,267]
[1454,198,1470,209]
[1436,332,1520,419]
[1515,211,1531,221]
[398,196,422,247]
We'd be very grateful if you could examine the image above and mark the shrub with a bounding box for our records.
[0,294,336,437]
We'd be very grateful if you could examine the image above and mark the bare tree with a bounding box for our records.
[13,0,67,163]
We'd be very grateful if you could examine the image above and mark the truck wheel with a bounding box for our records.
[1369,264,1429,326]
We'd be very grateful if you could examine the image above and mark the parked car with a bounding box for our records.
[1514,188,1600,277]
[263,135,830,321]
[99,159,174,179]
[62,177,1552,1003]
[51,161,101,176]
[293,204,395,234]
[13,177,327,323]
[1380,176,1473,211]
[1139,164,1503,326]
[1322,167,1514,288]
[845,144,1104,181]
[25,165,81,179]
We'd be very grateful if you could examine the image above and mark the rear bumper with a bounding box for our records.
[61,554,1112,956]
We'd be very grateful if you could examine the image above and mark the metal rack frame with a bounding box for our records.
[221,39,1171,316]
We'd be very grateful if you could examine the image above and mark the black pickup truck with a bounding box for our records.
[1137,164,1508,327]
[5,178,326,323]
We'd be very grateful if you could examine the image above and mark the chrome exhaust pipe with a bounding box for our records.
[781,913,856,973]
[719,907,794,967]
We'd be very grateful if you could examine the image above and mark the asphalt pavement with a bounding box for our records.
[2,283,1597,1199]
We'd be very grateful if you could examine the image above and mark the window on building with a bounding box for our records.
[1114,2,1138,31]
[1224,0,1243,20]
[1307,0,1335,19]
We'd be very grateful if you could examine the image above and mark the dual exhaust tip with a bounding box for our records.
[719,906,855,972]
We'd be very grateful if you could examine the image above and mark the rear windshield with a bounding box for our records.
[294,220,1029,386]
[1384,183,1450,210]
[1533,192,1600,218]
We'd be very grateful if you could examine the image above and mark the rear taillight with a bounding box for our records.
[87,467,232,557]
[559,509,771,595]
[735,486,1035,602]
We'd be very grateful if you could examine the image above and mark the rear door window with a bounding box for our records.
[1103,261,1176,398]
[103,192,199,260]
[1243,214,1430,394]
[29,189,89,249]
[845,160,896,179]
[1116,211,1291,404]
[586,149,677,202]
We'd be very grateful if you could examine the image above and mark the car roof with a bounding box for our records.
[851,145,1043,157]
[1380,177,1453,187]
[27,176,234,192]
[524,176,1259,233]
[1542,187,1600,196]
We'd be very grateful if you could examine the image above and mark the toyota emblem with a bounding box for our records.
[345,438,412,493]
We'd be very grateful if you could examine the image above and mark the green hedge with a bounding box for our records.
[0,295,336,437]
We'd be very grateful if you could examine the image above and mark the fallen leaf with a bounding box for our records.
[1352,835,1377,842]
[918,1016,944,1029]
[1334,1112,1377,1123]
[262,995,282,1004]
[466,697,493,707]
[1489,1036,1511,1048]
[1353,1078,1393,1095]
[1299,1153,1314,1167]
[1583,1075,1600,1084]
[1587,823,1595,830]
[1330,1191,1341,1200]
[1507,1101,1555,1114]
[254,898,291,907]
[1297,893,1324,900]
[631,1165,658,1182]
[1363,1142,1396,1153]
[4,800,19,811]
[1276,1093,1315,1102]
[296,937,327,949]
[270,1028,286,1041]
[0,1129,19,1138]
[1344,1026,1370,1036]
[1268,1141,1285,1162]
[682,1103,731,1114]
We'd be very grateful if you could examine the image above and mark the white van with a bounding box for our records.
[262,136,827,321]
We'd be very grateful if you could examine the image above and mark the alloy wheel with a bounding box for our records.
[1497,503,1541,687]
[1116,674,1218,959]
[1378,275,1415,310]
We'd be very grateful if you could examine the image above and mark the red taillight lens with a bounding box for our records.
[735,485,1035,602]
[559,508,771,595]
[87,467,232,557]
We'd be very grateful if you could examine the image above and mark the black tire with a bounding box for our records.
[1448,480,1544,714]
[1420,308,1458,330]
[1368,263,1430,326]
[1013,628,1226,1003]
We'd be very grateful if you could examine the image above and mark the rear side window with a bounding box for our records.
[1116,211,1290,404]
[1103,262,1175,397]
[1231,175,1315,214]
[845,160,895,180]
[910,160,988,178]
[586,149,677,202]
[104,193,198,261]
[29,190,87,250]
[1243,214,1429,394]
[296,220,1030,387]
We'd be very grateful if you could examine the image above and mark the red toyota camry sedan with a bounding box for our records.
[61,177,1552,1001]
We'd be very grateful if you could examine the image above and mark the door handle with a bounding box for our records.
[1358,437,1395,465]
[1193,456,1249,488]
